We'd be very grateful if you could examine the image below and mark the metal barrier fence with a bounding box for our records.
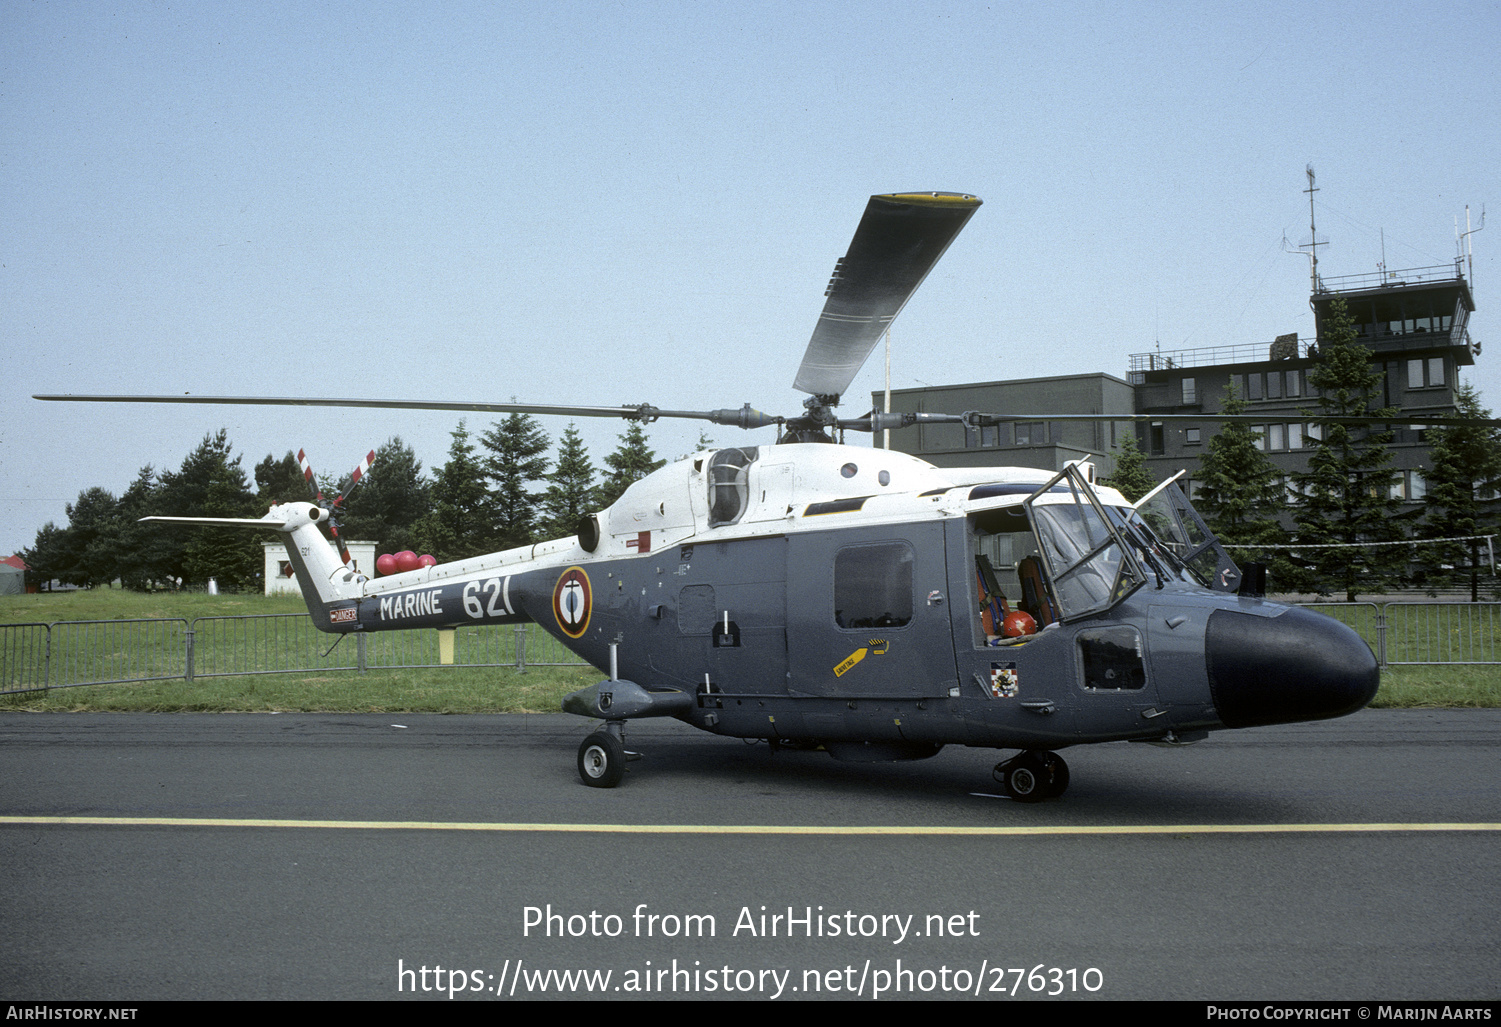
[0,622,50,693]
[1383,603,1501,665]
[0,615,587,695]
[1289,602,1501,667]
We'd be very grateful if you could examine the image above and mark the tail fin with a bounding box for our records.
[143,502,361,623]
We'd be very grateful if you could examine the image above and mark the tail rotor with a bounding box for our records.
[295,447,377,566]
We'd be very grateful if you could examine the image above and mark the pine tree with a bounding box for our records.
[114,466,176,589]
[255,451,308,507]
[481,413,551,549]
[1192,384,1292,585]
[539,422,598,539]
[412,420,495,562]
[338,437,433,557]
[1292,296,1403,601]
[1421,381,1501,599]
[1101,432,1154,502]
[155,431,261,589]
[56,486,121,587]
[22,522,68,591]
[596,422,666,509]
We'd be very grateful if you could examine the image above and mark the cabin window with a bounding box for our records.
[834,543,913,629]
[1076,626,1146,690]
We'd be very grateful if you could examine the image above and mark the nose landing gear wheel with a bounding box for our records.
[578,731,626,788]
[993,750,1069,801]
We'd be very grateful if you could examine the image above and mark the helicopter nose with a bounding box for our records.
[1205,606,1379,729]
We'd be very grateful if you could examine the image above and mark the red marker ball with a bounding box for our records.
[1002,610,1037,637]
[394,550,421,573]
[417,554,437,568]
[375,554,397,576]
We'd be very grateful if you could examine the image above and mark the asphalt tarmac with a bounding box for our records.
[1,709,1497,1001]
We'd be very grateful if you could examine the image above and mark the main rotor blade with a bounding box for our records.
[32,395,784,429]
[846,410,1501,431]
[970,411,1501,428]
[793,191,981,400]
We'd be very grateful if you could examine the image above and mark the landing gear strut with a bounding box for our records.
[993,750,1069,802]
[577,721,638,788]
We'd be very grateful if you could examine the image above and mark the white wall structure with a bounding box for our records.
[262,539,376,595]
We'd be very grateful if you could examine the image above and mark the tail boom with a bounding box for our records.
[143,502,364,629]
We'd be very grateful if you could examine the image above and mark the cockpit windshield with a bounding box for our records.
[1023,465,1146,621]
[1130,477,1241,593]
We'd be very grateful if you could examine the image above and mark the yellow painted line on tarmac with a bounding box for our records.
[2,816,1499,836]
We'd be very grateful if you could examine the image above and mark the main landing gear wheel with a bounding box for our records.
[578,731,626,788]
[993,750,1069,802]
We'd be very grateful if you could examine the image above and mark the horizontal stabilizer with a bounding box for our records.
[142,515,289,529]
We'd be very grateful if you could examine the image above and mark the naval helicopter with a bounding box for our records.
[37,190,1390,801]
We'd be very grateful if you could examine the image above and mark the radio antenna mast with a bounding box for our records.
[1302,165,1324,293]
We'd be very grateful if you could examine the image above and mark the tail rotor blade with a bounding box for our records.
[296,449,324,505]
[335,449,376,507]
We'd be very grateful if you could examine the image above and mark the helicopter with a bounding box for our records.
[36,190,1393,801]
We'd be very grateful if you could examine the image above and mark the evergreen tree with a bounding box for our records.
[1192,384,1293,585]
[157,430,262,589]
[678,429,716,460]
[255,451,308,507]
[481,413,551,549]
[1420,381,1501,599]
[338,437,433,557]
[114,466,176,589]
[55,487,121,587]
[22,522,68,590]
[412,420,495,562]
[1292,297,1403,601]
[539,422,598,539]
[596,422,666,509]
[1101,432,1154,502]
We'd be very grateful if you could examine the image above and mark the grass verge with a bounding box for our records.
[0,664,598,713]
[1365,665,1501,709]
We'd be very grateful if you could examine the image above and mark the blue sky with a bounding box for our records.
[3,1,1496,557]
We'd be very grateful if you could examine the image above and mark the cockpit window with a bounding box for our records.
[708,448,758,527]
[1132,480,1240,592]
[1024,466,1146,621]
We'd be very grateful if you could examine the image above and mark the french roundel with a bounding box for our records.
[552,567,592,639]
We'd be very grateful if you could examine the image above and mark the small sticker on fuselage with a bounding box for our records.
[990,662,1019,698]
[834,640,890,677]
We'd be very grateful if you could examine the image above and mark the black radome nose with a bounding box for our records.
[1205,606,1380,729]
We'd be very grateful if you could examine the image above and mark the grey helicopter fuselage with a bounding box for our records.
[254,440,1379,763]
